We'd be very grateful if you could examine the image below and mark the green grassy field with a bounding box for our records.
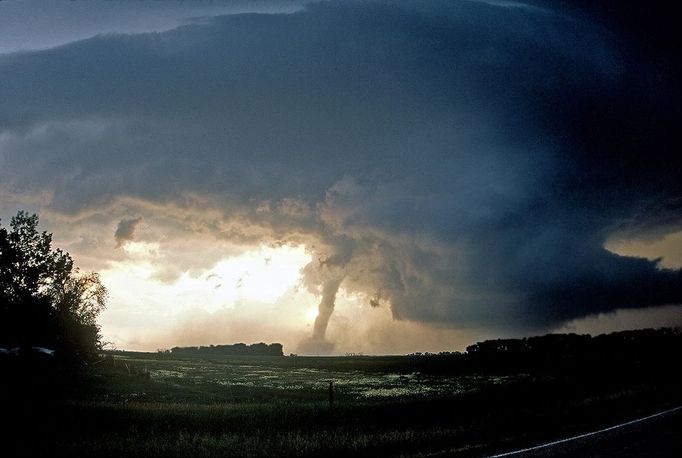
[3,350,680,457]
[102,352,522,403]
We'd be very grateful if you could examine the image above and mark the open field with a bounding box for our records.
[3,346,680,457]
[104,352,524,403]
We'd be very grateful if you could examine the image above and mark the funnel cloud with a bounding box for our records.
[312,277,344,342]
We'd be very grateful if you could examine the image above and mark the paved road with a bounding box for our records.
[488,406,682,457]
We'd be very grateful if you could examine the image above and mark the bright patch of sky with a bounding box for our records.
[99,244,313,346]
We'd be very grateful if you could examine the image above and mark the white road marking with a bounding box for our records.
[488,404,682,457]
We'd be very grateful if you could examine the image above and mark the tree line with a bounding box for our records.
[405,327,682,375]
[168,342,284,357]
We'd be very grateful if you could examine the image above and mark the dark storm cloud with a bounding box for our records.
[0,0,310,54]
[0,0,680,333]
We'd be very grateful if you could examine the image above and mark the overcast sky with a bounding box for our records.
[1,0,680,353]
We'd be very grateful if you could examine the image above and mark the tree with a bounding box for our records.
[0,211,107,363]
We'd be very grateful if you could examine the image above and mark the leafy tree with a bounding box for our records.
[0,211,107,363]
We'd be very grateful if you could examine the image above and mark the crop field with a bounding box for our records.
[3,349,680,457]
[107,353,521,403]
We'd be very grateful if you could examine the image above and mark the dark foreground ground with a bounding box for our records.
[1,331,680,457]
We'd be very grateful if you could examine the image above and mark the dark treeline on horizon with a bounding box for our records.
[154,328,682,371]
[465,327,681,356]
[168,342,284,357]
[406,327,682,375]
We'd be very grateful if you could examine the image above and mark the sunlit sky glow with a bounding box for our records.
[110,243,311,310]
[1,0,680,354]
[99,244,318,350]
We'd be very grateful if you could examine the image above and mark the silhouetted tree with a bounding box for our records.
[0,211,107,364]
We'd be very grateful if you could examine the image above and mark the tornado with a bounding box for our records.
[312,276,343,341]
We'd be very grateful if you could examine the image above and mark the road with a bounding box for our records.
[488,406,681,457]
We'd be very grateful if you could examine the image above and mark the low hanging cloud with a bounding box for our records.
[114,217,142,247]
[0,0,680,345]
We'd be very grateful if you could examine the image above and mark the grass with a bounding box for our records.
[2,352,681,457]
